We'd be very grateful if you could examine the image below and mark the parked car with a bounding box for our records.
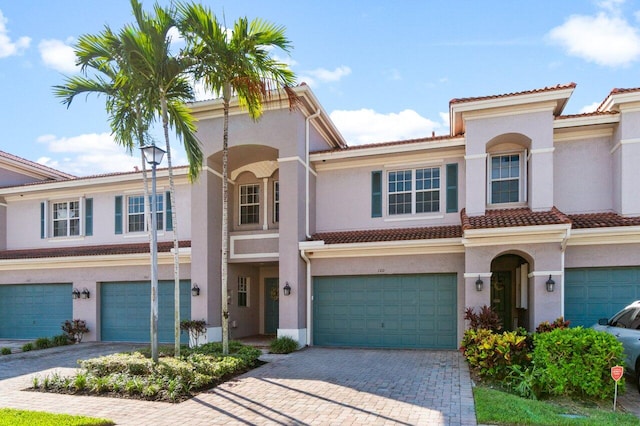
[593,300,640,393]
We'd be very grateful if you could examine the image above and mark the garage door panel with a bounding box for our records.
[313,274,457,349]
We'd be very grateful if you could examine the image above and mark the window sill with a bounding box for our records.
[47,236,86,243]
[486,202,527,210]
[384,214,444,222]
[123,232,166,239]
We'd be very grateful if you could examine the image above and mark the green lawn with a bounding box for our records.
[473,386,640,426]
[0,408,113,426]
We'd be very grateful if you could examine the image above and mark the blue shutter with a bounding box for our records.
[85,198,93,236]
[446,163,458,213]
[371,171,382,218]
[165,191,173,231]
[40,202,45,239]
[115,196,123,234]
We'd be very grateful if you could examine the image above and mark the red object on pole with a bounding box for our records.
[611,366,624,382]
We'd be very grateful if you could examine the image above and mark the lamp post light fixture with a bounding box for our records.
[140,143,165,362]
[475,276,484,292]
[72,288,80,299]
[191,284,200,297]
[80,288,91,299]
[546,275,556,292]
[283,282,291,296]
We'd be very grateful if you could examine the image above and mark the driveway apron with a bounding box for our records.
[0,344,477,425]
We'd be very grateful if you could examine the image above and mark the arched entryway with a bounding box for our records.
[491,253,531,331]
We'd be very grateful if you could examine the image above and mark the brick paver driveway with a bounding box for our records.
[0,344,477,425]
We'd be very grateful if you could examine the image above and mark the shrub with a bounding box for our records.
[535,317,570,333]
[52,334,70,347]
[1,347,11,355]
[21,342,34,352]
[532,327,625,398]
[61,319,89,343]
[269,336,299,354]
[35,337,52,350]
[460,328,530,380]
[464,305,502,331]
[81,352,153,376]
[180,319,207,348]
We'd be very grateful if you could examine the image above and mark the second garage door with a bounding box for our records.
[313,274,457,349]
[101,280,191,343]
[565,267,640,328]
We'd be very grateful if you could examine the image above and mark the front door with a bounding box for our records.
[264,278,279,335]
[491,271,512,330]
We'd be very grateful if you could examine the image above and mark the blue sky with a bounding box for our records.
[1,0,640,176]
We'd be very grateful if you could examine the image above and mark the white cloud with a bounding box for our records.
[579,102,601,113]
[548,5,640,67]
[39,38,79,73]
[0,10,30,58]
[330,109,441,146]
[298,66,351,86]
[36,133,142,176]
[439,112,450,129]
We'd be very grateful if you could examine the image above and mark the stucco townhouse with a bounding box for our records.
[1,82,640,350]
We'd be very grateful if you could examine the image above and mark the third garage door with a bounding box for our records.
[313,274,457,349]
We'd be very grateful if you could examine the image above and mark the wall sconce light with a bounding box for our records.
[546,275,555,292]
[283,282,291,296]
[191,284,200,297]
[72,288,80,299]
[475,276,484,292]
[80,288,91,299]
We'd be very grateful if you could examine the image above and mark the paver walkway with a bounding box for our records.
[0,344,477,425]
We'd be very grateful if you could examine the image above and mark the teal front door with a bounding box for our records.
[313,274,457,349]
[264,278,279,334]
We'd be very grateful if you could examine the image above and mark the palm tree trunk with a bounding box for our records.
[221,84,231,355]
[161,94,181,358]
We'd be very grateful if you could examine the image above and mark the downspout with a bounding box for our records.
[300,248,312,346]
[560,227,571,318]
[305,109,321,239]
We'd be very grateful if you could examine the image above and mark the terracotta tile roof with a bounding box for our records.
[310,225,462,244]
[312,134,460,155]
[556,110,619,120]
[0,240,191,260]
[0,150,75,180]
[461,207,571,230]
[449,83,576,105]
[597,87,640,111]
[568,212,640,229]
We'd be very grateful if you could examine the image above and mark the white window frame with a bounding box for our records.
[238,276,249,307]
[126,193,164,234]
[239,183,260,225]
[273,181,279,223]
[387,167,442,216]
[487,150,528,206]
[51,199,81,237]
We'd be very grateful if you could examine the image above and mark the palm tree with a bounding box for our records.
[178,2,297,354]
[123,0,203,359]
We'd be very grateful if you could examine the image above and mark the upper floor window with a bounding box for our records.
[273,181,280,223]
[239,184,260,225]
[388,167,440,215]
[52,200,80,237]
[489,152,526,204]
[127,194,164,233]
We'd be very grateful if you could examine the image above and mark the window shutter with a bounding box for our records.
[85,198,93,236]
[115,195,123,235]
[446,163,458,213]
[165,191,173,231]
[40,202,45,239]
[371,171,382,218]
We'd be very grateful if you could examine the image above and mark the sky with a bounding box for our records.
[1,0,640,176]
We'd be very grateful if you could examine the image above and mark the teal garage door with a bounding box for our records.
[565,267,640,328]
[313,274,457,349]
[0,284,72,339]
[101,281,191,343]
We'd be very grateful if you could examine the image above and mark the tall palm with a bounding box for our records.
[179,2,297,354]
[123,0,203,359]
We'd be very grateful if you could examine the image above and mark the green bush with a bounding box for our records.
[53,334,71,346]
[535,317,570,333]
[81,352,153,376]
[269,336,299,354]
[1,347,11,355]
[532,327,625,398]
[22,342,34,352]
[35,337,52,350]
[460,328,530,379]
